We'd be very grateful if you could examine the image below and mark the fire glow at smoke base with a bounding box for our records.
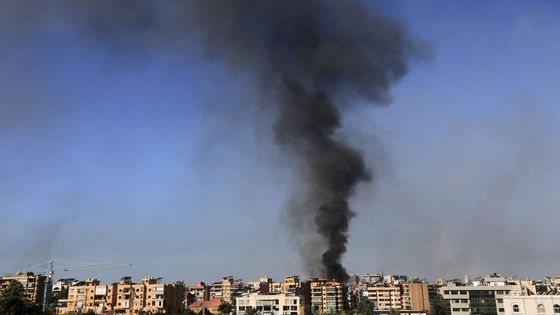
[6,0,424,281]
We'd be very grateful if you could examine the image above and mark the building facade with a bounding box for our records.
[502,295,560,315]
[402,282,431,312]
[442,284,522,315]
[304,279,346,314]
[0,272,46,305]
[367,284,403,310]
[187,282,210,305]
[58,277,184,314]
[236,293,302,315]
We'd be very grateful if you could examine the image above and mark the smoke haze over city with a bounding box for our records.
[0,0,559,284]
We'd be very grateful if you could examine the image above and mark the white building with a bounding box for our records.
[503,295,560,315]
[442,284,522,315]
[236,293,301,315]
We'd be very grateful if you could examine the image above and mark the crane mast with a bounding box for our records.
[28,259,131,312]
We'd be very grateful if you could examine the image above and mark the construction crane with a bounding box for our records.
[25,259,131,312]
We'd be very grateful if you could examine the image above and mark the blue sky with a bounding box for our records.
[1,1,559,283]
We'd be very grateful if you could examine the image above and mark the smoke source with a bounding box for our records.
[4,0,423,281]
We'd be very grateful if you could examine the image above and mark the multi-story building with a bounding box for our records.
[402,282,430,312]
[282,276,302,296]
[210,280,223,300]
[304,278,346,314]
[442,283,522,315]
[367,284,403,310]
[502,295,560,315]
[236,293,302,315]
[210,276,242,303]
[58,276,184,314]
[0,272,46,304]
[52,278,78,294]
[187,282,210,304]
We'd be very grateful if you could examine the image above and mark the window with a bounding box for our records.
[538,304,546,314]
[554,304,560,314]
[513,304,520,313]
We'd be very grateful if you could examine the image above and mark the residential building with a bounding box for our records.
[367,284,403,310]
[58,276,184,314]
[304,278,346,314]
[502,295,560,315]
[442,283,522,315]
[402,282,430,312]
[187,282,210,304]
[52,278,78,293]
[236,293,302,315]
[210,280,223,300]
[210,276,242,303]
[282,276,302,296]
[0,272,46,304]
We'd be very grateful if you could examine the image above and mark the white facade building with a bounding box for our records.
[236,293,301,315]
[503,295,560,315]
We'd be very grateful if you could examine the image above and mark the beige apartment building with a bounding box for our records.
[282,276,302,296]
[236,292,302,315]
[0,272,46,304]
[367,284,403,310]
[402,282,431,312]
[58,276,184,314]
[210,276,242,303]
[305,278,346,314]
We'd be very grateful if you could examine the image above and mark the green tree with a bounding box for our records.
[355,300,375,315]
[0,280,44,315]
[218,302,233,314]
[431,296,449,315]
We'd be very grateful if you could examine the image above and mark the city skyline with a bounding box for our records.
[1,0,560,284]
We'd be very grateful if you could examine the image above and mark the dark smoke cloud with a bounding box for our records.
[176,0,424,281]
[1,0,424,281]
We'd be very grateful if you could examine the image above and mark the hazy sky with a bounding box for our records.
[1,1,559,284]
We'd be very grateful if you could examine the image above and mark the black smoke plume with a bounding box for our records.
[176,1,422,281]
[4,0,423,281]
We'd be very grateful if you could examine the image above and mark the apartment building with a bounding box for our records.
[442,283,522,315]
[0,272,46,304]
[360,274,383,286]
[210,276,242,303]
[367,284,403,310]
[502,295,560,315]
[402,282,430,312]
[187,282,210,304]
[304,278,346,314]
[236,293,302,315]
[59,276,184,314]
[282,276,302,296]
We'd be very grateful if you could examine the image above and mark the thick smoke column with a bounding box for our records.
[4,0,421,281]
[176,0,420,281]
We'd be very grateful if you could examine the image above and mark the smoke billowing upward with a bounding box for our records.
[2,0,423,281]
[178,0,422,281]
